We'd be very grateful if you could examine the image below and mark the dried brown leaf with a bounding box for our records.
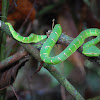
[0,59,28,90]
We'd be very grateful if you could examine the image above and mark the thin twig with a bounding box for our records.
[10,85,19,100]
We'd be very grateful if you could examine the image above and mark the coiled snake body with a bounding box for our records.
[6,23,100,65]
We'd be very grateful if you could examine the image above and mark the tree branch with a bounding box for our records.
[0,20,85,100]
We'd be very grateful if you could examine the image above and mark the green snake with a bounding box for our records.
[6,22,100,64]
[5,22,47,43]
